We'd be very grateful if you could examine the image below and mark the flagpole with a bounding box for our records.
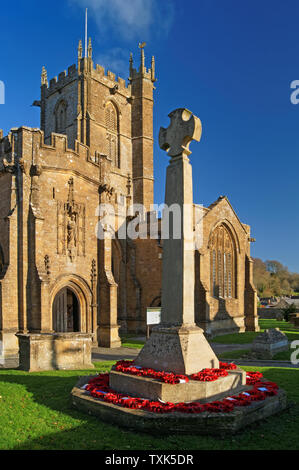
[85,8,88,58]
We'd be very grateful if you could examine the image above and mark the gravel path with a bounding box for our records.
[92,347,139,362]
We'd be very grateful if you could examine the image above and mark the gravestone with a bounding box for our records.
[251,328,289,359]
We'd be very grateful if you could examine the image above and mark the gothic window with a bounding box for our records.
[105,102,120,168]
[212,250,216,296]
[210,224,236,299]
[55,100,67,134]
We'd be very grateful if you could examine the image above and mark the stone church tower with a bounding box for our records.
[0,40,259,368]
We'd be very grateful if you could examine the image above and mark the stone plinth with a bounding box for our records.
[135,325,219,375]
[109,366,246,403]
[17,332,94,372]
[71,377,288,436]
[251,328,289,358]
[0,331,19,368]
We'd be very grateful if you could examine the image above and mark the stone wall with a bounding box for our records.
[257,308,281,319]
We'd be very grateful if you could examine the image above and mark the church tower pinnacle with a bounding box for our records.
[130,43,156,211]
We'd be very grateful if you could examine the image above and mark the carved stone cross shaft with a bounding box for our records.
[135,108,219,374]
[159,108,202,326]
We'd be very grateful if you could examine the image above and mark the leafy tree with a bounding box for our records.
[281,279,292,296]
[253,258,299,298]
[265,260,288,276]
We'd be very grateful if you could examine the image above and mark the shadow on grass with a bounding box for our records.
[11,416,146,451]
[0,366,298,450]
[0,373,91,415]
[0,363,113,419]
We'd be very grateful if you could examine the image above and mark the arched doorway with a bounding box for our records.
[52,287,80,332]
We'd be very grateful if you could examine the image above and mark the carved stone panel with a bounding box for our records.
[56,178,86,261]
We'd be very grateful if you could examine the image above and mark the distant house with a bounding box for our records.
[258,297,299,319]
[259,297,279,307]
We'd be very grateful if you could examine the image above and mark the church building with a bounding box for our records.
[0,40,259,368]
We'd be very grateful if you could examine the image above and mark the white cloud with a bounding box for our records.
[69,0,174,42]
[96,47,129,79]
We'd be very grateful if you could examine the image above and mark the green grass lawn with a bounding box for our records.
[122,319,299,349]
[218,349,250,359]
[121,340,145,349]
[219,348,294,361]
[0,362,298,450]
[121,319,299,354]
[215,319,299,361]
[121,334,145,349]
[212,319,299,345]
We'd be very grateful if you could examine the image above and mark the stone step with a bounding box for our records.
[109,366,247,404]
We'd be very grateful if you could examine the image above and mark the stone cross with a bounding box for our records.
[135,108,219,374]
[159,108,202,158]
[159,108,201,326]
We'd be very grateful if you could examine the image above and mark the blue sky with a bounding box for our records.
[0,0,299,271]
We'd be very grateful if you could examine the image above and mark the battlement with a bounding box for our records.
[130,67,154,82]
[92,63,131,93]
[42,41,156,100]
[44,59,131,97]
[43,64,78,96]
[0,126,102,168]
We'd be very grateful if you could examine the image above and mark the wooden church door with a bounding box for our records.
[53,288,68,332]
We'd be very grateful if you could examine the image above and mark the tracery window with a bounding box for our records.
[55,100,67,134]
[210,224,236,298]
[105,102,120,168]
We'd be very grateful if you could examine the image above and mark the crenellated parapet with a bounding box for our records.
[0,126,105,175]
[42,64,78,97]
[91,64,131,96]
[42,50,132,107]
[129,64,155,83]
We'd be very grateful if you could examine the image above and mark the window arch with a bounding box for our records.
[105,102,120,168]
[210,224,236,298]
[52,287,80,332]
[55,100,67,134]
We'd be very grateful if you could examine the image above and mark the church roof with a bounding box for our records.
[207,195,249,234]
